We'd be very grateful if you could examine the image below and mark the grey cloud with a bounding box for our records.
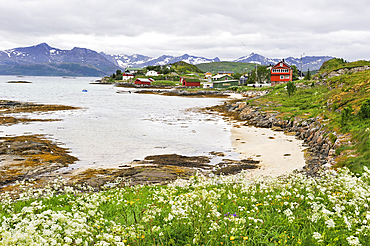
[0,0,369,61]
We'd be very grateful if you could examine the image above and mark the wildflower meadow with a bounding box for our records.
[1,167,370,245]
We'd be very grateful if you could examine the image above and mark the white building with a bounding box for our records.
[145,70,160,76]
[122,73,135,81]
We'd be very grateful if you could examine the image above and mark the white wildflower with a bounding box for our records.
[325,219,335,228]
[347,235,362,246]
[313,232,323,242]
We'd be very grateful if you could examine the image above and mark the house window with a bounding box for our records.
[280,63,283,67]
[285,75,290,79]
[280,75,284,79]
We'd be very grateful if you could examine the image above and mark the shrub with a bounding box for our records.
[358,99,370,119]
[329,133,337,144]
[286,81,297,97]
[228,86,239,91]
[340,106,353,127]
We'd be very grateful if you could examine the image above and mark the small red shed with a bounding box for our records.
[180,77,201,87]
[270,60,292,86]
[135,78,153,85]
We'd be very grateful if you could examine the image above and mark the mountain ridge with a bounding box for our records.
[0,43,334,76]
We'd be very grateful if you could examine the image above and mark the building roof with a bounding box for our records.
[136,78,153,82]
[212,74,233,79]
[218,71,234,74]
[213,79,238,83]
[272,60,291,69]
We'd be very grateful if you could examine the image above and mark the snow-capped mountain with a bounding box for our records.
[0,43,333,76]
[0,43,120,76]
[233,53,333,71]
[101,53,220,68]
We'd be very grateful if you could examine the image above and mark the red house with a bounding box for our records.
[270,60,293,86]
[180,77,201,87]
[135,78,154,85]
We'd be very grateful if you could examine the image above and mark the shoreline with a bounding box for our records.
[230,123,306,177]
[1,92,316,190]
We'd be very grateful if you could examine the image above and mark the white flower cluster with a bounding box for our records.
[0,167,370,245]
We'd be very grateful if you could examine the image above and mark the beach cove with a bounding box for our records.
[1,76,307,188]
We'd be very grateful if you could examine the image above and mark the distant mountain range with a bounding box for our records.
[0,43,333,76]
[100,53,221,68]
[234,53,333,72]
[0,43,120,76]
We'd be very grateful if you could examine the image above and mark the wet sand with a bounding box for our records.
[231,123,306,177]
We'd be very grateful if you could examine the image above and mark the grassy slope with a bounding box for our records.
[247,58,370,173]
[317,58,370,76]
[196,61,257,74]
[170,61,204,74]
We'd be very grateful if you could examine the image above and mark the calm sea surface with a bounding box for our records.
[0,76,238,170]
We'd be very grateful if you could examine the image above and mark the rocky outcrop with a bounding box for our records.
[223,101,340,176]
[319,66,370,80]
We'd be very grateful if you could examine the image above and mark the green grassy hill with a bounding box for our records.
[170,61,204,74]
[316,58,370,77]
[196,61,257,74]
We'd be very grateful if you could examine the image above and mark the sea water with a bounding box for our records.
[0,76,238,169]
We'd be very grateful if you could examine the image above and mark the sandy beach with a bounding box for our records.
[231,122,307,177]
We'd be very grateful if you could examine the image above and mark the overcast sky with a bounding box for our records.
[0,0,369,61]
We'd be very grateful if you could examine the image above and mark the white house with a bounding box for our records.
[211,74,234,81]
[145,70,160,76]
[122,73,135,81]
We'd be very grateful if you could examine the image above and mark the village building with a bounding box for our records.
[122,72,135,81]
[135,78,154,85]
[126,68,143,74]
[145,70,160,76]
[217,71,234,76]
[239,74,249,85]
[180,77,201,87]
[270,60,292,86]
[212,80,239,89]
[211,74,234,81]
[203,83,213,89]
[204,72,213,79]
[210,74,238,88]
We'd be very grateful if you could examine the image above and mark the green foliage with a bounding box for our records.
[304,69,311,80]
[228,86,239,91]
[247,66,271,84]
[168,61,204,74]
[291,65,300,81]
[151,80,179,86]
[232,72,242,80]
[358,99,370,119]
[328,133,337,144]
[111,71,123,80]
[340,106,353,127]
[319,58,347,72]
[196,61,256,74]
[286,81,297,97]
